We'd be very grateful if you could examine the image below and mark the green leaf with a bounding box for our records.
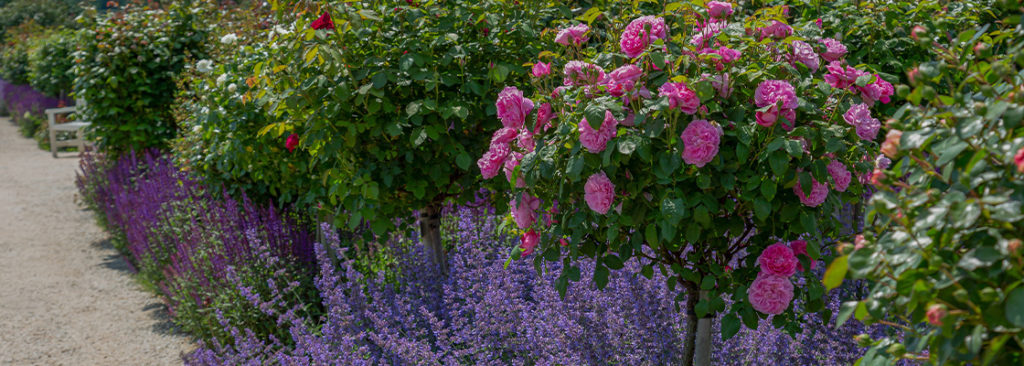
[760,179,777,201]
[835,301,858,328]
[1006,287,1024,327]
[700,275,715,290]
[769,151,788,177]
[823,255,848,291]
[784,139,803,157]
[455,151,471,170]
[854,73,875,87]
[754,197,771,220]
[618,135,639,155]
[661,198,686,225]
[567,155,584,181]
[645,224,659,246]
[594,264,610,289]
[721,314,741,340]
[584,104,605,130]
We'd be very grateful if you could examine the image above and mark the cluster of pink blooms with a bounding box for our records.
[579,111,619,153]
[827,160,852,192]
[1015,146,1024,173]
[659,82,701,114]
[748,240,812,315]
[793,176,830,207]
[790,40,819,71]
[479,86,552,189]
[554,23,589,47]
[680,120,722,167]
[584,171,616,214]
[759,20,793,40]
[824,60,894,106]
[619,16,668,58]
[754,80,798,130]
[699,46,742,71]
[843,103,881,141]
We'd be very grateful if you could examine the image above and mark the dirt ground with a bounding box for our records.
[0,118,192,365]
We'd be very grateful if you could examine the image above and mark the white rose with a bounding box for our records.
[196,59,214,73]
[220,33,238,44]
[216,73,228,86]
[227,83,237,93]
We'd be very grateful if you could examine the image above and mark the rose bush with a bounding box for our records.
[480,3,891,363]
[825,10,1024,365]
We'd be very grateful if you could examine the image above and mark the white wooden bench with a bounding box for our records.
[44,99,91,158]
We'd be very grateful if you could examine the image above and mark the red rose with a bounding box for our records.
[311,11,335,30]
[285,133,299,153]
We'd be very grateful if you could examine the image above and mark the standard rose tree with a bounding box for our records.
[479,3,890,364]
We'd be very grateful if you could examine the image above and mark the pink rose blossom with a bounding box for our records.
[819,38,847,62]
[578,111,619,153]
[511,192,541,229]
[700,47,741,71]
[517,130,535,153]
[563,61,607,86]
[911,25,926,41]
[815,18,823,29]
[490,127,518,146]
[854,234,866,249]
[1015,146,1024,173]
[870,168,884,187]
[789,239,816,271]
[758,242,799,277]
[875,155,892,170]
[495,86,534,130]
[285,133,299,152]
[824,61,868,90]
[926,304,947,326]
[791,40,819,71]
[555,23,590,46]
[520,229,539,256]
[755,106,797,130]
[619,16,668,58]
[760,20,793,40]
[503,152,526,188]
[794,176,830,207]
[857,75,894,105]
[880,129,902,158]
[658,82,700,114]
[690,20,727,47]
[706,73,732,98]
[707,1,733,19]
[584,171,615,214]
[477,143,510,179]
[827,160,851,192]
[843,103,881,141]
[754,80,798,109]
[620,112,636,127]
[531,61,551,78]
[534,103,554,133]
[748,273,794,315]
[681,120,722,167]
[605,64,644,97]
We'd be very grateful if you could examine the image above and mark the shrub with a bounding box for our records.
[72,2,210,155]
[0,41,31,84]
[76,150,319,344]
[245,0,561,270]
[28,30,76,98]
[827,11,1024,365]
[481,2,887,363]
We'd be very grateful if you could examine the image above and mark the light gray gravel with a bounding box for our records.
[0,118,193,365]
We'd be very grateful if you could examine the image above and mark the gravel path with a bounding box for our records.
[0,118,192,365]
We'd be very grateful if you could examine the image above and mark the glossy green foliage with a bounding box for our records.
[28,30,76,97]
[830,10,1024,365]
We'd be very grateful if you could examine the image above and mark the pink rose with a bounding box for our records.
[555,23,590,46]
[689,20,727,47]
[843,103,881,141]
[824,61,867,90]
[520,229,539,256]
[563,61,607,86]
[620,112,636,127]
[658,82,700,114]
[758,242,798,277]
[827,160,851,192]
[534,103,554,133]
[911,25,926,41]
[584,171,615,214]
[619,16,668,58]
[789,239,816,271]
[815,18,823,29]
[791,40,819,71]
[517,130,535,153]
[680,120,722,167]
[760,20,793,40]
[854,234,866,249]
[857,75,894,105]
[496,86,534,130]
[794,176,830,207]
[578,111,618,153]
[532,61,551,78]
[748,273,794,315]
[285,133,299,152]
[880,129,902,158]
[503,152,525,188]
[511,192,541,229]
[477,143,510,179]
[700,47,741,71]
[707,1,733,19]
[754,80,798,109]
[706,73,732,98]
[819,38,847,62]
[926,304,947,326]
[605,64,643,97]
[1015,146,1024,173]
[490,127,518,146]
